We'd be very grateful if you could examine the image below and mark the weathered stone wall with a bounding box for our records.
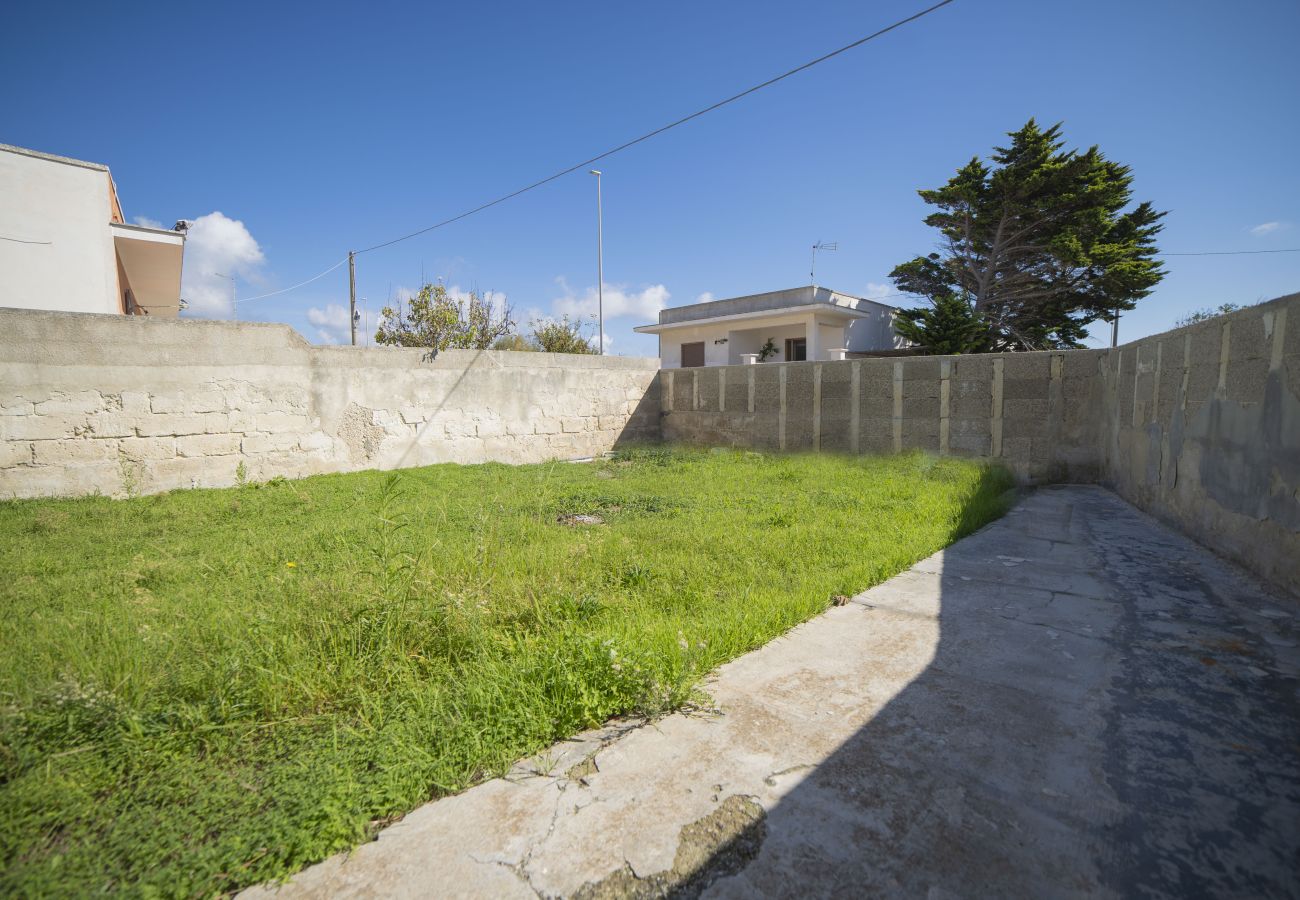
[1099,293,1300,593]
[0,308,659,498]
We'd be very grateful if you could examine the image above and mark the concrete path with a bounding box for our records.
[245,486,1300,899]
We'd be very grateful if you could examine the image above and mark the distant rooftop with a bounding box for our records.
[654,286,897,327]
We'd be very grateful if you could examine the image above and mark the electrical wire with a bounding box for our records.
[1160,247,1300,256]
[353,0,957,255]
[203,0,1300,306]
[234,256,349,305]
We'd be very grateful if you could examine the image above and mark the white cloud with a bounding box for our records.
[1250,221,1290,237]
[863,281,898,299]
[132,215,163,229]
[695,291,715,303]
[180,212,265,318]
[306,303,353,344]
[550,277,669,322]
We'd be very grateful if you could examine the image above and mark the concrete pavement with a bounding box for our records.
[244,486,1300,898]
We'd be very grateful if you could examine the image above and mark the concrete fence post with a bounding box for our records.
[1268,307,1288,373]
[991,357,1004,458]
[1151,341,1163,427]
[939,359,951,456]
[813,364,822,452]
[1217,321,1232,396]
[850,360,861,456]
[779,366,788,452]
[891,361,904,454]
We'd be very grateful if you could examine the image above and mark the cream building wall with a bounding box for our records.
[0,146,121,315]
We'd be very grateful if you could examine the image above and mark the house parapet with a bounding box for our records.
[655,286,890,327]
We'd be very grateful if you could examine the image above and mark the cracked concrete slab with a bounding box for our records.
[242,486,1299,899]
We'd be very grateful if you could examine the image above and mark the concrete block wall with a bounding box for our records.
[0,309,659,499]
[661,292,1300,593]
[661,350,1103,483]
[1100,292,1300,592]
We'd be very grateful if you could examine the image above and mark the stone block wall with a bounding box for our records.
[0,309,659,499]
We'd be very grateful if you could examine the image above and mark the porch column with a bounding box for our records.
[806,313,823,361]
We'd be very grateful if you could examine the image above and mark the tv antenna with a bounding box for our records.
[811,241,838,286]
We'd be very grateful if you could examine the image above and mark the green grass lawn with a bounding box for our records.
[0,447,1012,896]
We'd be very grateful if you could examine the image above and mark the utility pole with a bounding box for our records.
[590,170,604,355]
[348,251,357,346]
[1111,309,1119,347]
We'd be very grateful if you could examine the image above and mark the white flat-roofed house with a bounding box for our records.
[634,286,903,368]
[0,144,185,317]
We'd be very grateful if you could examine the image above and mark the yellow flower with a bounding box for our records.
[285,561,297,568]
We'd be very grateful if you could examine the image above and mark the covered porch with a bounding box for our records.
[111,222,185,316]
[724,312,851,364]
[636,306,860,368]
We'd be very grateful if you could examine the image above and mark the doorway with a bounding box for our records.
[680,342,705,367]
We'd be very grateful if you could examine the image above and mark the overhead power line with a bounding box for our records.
[234,256,349,305]
[353,0,957,255]
[1160,247,1300,256]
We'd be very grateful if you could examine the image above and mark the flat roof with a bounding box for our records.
[110,221,185,243]
[634,301,882,334]
[0,143,110,173]
[652,285,897,328]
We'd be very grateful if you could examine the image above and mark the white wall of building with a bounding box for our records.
[644,289,902,369]
[655,323,732,367]
[654,312,870,368]
[0,148,120,315]
[845,304,902,351]
[726,323,808,363]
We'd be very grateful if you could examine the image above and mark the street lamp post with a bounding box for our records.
[589,169,604,355]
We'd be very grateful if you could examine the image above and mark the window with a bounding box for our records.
[784,338,807,362]
[680,342,705,367]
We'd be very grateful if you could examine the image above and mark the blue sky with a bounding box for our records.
[4,0,1297,355]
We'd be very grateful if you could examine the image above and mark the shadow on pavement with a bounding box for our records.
[675,485,1300,898]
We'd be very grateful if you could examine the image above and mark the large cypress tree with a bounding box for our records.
[890,120,1166,352]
